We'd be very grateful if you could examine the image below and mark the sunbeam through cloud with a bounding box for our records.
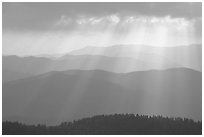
[2,2,202,135]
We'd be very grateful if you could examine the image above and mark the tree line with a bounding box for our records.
[3,113,202,135]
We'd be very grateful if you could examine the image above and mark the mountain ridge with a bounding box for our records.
[3,54,183,82]
[3,68,201,125]
[68,44,201,71]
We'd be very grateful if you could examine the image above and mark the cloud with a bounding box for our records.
[108,15,120,24]
[3,3,201,56]
[3,2,201,31]
[3,14,201,56]
[54,15,72,27]
[52,14,198,34]
[75,14,121,25]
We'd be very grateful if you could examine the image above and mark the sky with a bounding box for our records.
[2,2,202,56]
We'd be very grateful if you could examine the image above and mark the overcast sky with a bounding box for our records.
[3,2,202,56]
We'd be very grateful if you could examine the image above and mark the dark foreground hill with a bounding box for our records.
[2,114,202,135]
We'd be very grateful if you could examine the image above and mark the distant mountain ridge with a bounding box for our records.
[2,53,181,82]
[69,44,201,71]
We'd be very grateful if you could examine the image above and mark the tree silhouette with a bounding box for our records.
[3,114,202,135]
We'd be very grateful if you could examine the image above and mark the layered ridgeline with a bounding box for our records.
[3,68,201,125]
[3,44,201,82]
[2,44,202,126]
[3,114,202,135]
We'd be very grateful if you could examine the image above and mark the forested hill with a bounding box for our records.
[3,114,202,135]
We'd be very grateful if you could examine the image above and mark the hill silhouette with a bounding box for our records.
[3,114,202,135]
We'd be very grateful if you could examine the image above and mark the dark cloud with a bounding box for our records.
[3,2,202,31]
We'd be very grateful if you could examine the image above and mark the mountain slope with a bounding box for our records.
[2,69,31,83]
[3,68,201,125]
